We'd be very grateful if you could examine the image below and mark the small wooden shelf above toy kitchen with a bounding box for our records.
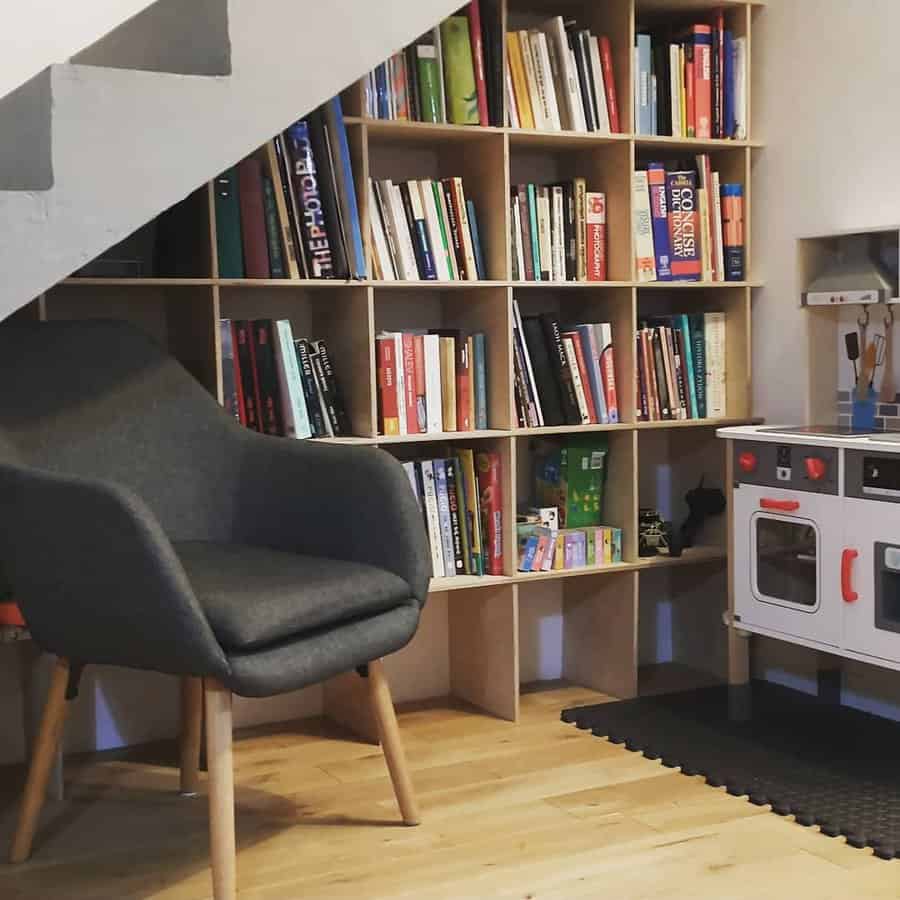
[800,226,900,427]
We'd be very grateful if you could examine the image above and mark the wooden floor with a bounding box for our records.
[0,685,897,899]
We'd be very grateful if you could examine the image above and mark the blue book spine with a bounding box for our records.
[415,219,437,279]
[677,313,699,418]
[375,63,390,119]
[637,34,653,135]
[666,170,702,281]
[724,31,735,139]
[433,460,456,576]
[519,535,539,572]
[577,325,607,424]
[527,183,542,282]
[327,96,367,279]
[467,200,486,280]
[399,183,437,280]
[647,163,673,280]
[473,332,488,430]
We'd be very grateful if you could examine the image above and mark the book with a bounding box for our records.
[584,192,607,281]
[261,175,285,278]
[666,170,702,281]
[214,168,244,279]
[220,320,242,423]
[521,315,564,426]
[441,16,479,125]
[507,28,534,128]
[400,181,436,280]
[420,460,445,577]
[251,320,283,436]
[596,323,619,424]
[416,38,442,123]
[721,183,745,280]
[312,339,350,436]
[519,30,545,130]
[274,320,312,439]
[433,459,457,576]
[647,163,673,280]
[475,451,503,575]
[467,200,487,280]
[472,332,488,430]
[467,0,490,126]
[237,157,269,278]
[635,32,653,134]
[264,141,301,279]
[376,335,400,434]
[440,337,457,430]
[295,338,328,436]
[234,320,260,431]
[419,181,451,281]
[598,36,619,132]
[423,333,443,433]
[445,457,466,573]
[631,171,656,282]
[704,311,726,417]
[455,448,484,574]
[693,25,713,139]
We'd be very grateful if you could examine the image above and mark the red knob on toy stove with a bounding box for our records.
[738,451,757,473]
[804,456,827,481]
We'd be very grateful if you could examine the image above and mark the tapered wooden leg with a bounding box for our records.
[366,659,420,826]
[204,678,236,900]
[180,677,203,796]
[10,657,71,863]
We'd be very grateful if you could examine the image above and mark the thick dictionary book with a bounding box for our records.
[666,170,702,281]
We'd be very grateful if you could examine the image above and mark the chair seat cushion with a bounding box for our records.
[173,541,415,652]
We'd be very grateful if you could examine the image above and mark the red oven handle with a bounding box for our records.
[841,549,859,603]
[759,498,800,512]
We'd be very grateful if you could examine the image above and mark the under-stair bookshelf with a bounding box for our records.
[12,0,763,733]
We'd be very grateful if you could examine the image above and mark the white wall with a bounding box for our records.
[0,1,155,101]
[752,0,900,703]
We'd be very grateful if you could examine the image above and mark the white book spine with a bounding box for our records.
[734,37,747,140]
[545,17,585,132]
[388,183,419,280]
[568,48,587,131]
[393,332,408,434]
[669,45,682,137]
[274,320,312,439]
[537,189,552,280]
[373,180,403,279]
[424,333,443,433]
[631,171,657,282]
[712,172,726,282]
[540,21,570,131]
[369,181,396,281]
[519,31,546,130]
[419,180,450,281]
[704,312,727,417]
[534,32,561,130]
[402,461,419,506]
[587,34,611,135]
[562,336,591,424]
[513,298,544,426]
[453,178,479,280]
[420,460,446,578]
[551,185,566,282]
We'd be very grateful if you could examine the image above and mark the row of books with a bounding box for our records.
[220,319,349,439]
[370,177,486,281]
[512,302,619,428]
[635,312,726,422]
[518,521,622,572]
[215,97,365,281]
[634,14,747,139]
[376,331,488,436]
[403,450,503,579]
[632,156,744,283]
[510,182,607,282]
[506,18,620,134]
[365,2,503,127]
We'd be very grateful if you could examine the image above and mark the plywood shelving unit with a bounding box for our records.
[26,0,763,730]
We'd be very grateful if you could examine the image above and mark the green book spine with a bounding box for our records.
[416,44,441,123]
[431,181,455,279]
[261,175,285,278]
[440,16,479,125]
[527,184,541,282]
[214,167,244,279]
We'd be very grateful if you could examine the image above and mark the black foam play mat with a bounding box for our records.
[562,680,900,859]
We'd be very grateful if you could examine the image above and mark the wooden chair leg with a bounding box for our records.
[204,678,236,900]
[10,657,71,864]
[180,676,204,796]
[366,659,420,826]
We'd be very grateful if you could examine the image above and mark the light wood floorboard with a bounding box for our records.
[0,686,896,899]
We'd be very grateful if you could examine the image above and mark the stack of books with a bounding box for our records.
[370,177,486,281]
[376,330,488,435]
[403,449,503,578]
[636,312,726,421]
[512,301,618,428]
[632,156,744,283]
[510,181,607,282]
[506,17,620,133]
[221,319,350,439]
[634,13,747,139]
[215,96,365,281]
[364,2,503,127]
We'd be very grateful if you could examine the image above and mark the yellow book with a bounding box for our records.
[507,32,535,129]
[697,187,712,281]
[439,337,457,431]
[554,533,565,570]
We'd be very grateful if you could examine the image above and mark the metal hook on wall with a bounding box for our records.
[885,305,895,331]
[858,305,871,329]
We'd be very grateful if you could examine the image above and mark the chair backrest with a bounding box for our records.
[0,318,240,541]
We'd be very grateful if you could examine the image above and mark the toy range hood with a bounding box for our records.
[802,233,896,306]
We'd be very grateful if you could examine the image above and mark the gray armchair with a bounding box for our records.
[0,319,430,900]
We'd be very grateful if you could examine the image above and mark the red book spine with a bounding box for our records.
[600,340,619,423]
[237,157,270,278]
[401,333,419,434]
[467,0,490,127]
[693,25,713,139]
[564,330,597,424]
[247,325,264,431]
[413,334,427,432]
[457,339,472,431]
[476,451,503,575]
[230,321,247,426]
[716,9,725,139]
[377,337,400,435]
[598,36,620,133]
[235,320,261,431]
[585,193,607,281]
[685,52,696,138]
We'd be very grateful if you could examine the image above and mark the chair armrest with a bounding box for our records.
[0,462,230,679]
[235,436,432,606]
